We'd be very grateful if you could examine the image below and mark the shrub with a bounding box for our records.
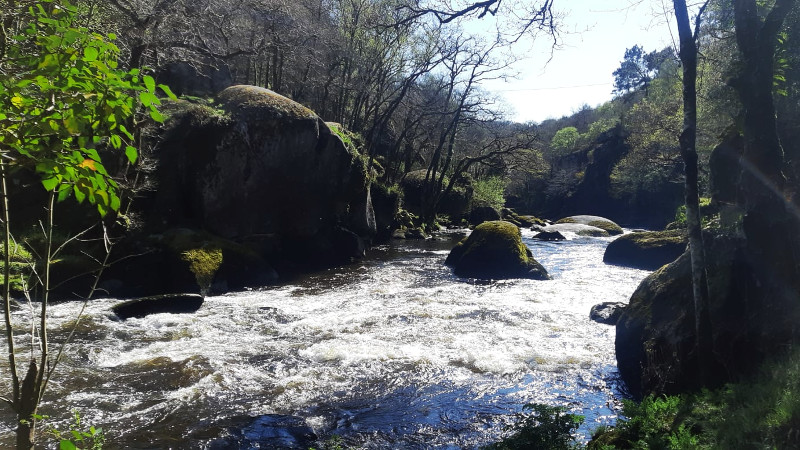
[472,176,507,210]
[485,403,584,450]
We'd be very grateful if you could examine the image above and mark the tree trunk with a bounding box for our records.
[674,0,713,379]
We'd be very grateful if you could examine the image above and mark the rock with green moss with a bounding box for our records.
[540,223,610,237]
[603,229,687,270]
[556,215,623,235]
[445,221,549,280]
[616,233,800,397]
[146,86,375,272]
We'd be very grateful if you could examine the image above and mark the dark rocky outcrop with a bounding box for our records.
[533,230,566,241]
[126,86,375,288]
[468,206,501,226]
[400,169,472,219]
[615,233,800,397]
[603,229,687,270]
[556,215,623,235]
[590,302,626,325]
[445,221,549,280]
[112,293,204,319]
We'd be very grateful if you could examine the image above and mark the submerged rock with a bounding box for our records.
[590,302,626,325]
[603,229,687,270]
[533,230,566,241]
[205,414,317,449]
[112,293,204,319]
[445,221,549,280]
[556,215,623,235]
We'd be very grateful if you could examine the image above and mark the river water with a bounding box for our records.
[1,229,649,449]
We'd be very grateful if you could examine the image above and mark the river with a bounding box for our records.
[0,229,650,449]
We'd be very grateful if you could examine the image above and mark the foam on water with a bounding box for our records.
[0,231,650,448]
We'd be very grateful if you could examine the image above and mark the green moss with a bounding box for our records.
[462,221,529,263]
[220,85,315,119]
[588,220,624,235]
[181,248,223,294]
[555,217,577,224]
[623,229,687,249]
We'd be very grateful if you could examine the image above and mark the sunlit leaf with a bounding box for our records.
[143,75,156,93]
[158,83,178,100]
[59,439,77,450]
[125,145,137,164]
[42,177,59,191]
[78,159,97,171]
[83,46,98,61]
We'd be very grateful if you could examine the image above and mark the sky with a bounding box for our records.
[476,0,679,124]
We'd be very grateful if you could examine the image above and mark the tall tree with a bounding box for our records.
[673,0,713,381]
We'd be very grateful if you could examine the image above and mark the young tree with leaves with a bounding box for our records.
[0,1,172,447]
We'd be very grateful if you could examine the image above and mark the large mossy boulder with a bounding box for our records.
[445,221,549,280]
[603,229,687,270]
[556,215,623,235]
[140,86,375,274]
[539,223,610,237]
[615,233,800,397]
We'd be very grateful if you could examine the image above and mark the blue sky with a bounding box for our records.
[477,0,678,123]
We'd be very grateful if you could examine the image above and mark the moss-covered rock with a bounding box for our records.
[616,233,800,397]
[445,221,549,280]
[145,86,375,273]
[540,223,610,237]
[112,293,204,319]
[603,229,687,270]
[468,205,501,226]
[556,215,623,235]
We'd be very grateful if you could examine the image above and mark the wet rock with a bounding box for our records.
[540,223,609,237]
[112,293,204,320]
[206,414,317,449]
[533,230,566,241]
[615,232,800,397]
[445,221,549,280]
[590,302,626,325]
[556,215,623,235]
[468,206,501,226]
[603,229,687,270]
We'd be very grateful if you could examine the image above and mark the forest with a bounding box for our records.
[1,0,799,448]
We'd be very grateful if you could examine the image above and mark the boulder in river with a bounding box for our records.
[468,205,502,226]
[533,230,566,241]
[445,221,549,280]
[112,293,204,320]
[603,229,687,270]
[555,215,623,235]
[539,223,610,237]
[120,86,376,285]
[589,302,626,325]
[615,232,800,397]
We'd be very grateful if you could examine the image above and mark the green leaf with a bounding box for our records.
[83,46,98,61]
[119,124,134,140]
[143,75,156,93]
[42,177,60,191]
[158,83,178,100]
[149,108,165,123]
[110,193,121,211]
[73,185,86,203]
[125,145,138,164]
[110,134,122,149]
[59,439,78,450]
